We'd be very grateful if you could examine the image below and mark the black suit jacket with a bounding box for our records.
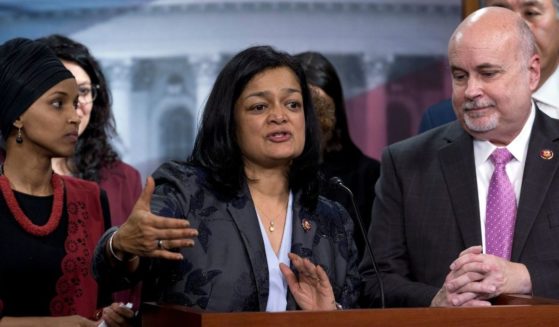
[361,108,559,307]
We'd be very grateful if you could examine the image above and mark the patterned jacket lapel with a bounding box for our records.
[286,191,318,310]
[226,184,269,311]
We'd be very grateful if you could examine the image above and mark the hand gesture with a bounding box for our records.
[99,302,135,327]
[431,246,493,307]
[280,252,337,311]
[112,176,198,261]
[448,245,532,299]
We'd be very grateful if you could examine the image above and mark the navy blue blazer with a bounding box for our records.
[94,162,361,311]
[417,99,456,133]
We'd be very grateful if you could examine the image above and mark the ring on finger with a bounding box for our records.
[157,239,164,249]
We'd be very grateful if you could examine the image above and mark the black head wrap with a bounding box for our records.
[0,37,74,139]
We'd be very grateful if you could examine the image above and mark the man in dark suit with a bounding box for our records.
[418,0,559,133]
[361,7,559,307]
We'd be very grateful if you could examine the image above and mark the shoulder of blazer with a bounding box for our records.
[386,121,468,161]
[532,106,559,141]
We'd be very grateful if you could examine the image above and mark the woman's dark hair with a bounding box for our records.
[190,45,321,208]
[37,34,119,182]
[294,51,360,156]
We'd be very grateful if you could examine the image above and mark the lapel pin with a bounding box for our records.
[301,219,312,232]
[540,149,554,160]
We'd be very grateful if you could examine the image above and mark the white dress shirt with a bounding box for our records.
[532,66,559,118]
[256,191,293,312]
[473,103,535,252]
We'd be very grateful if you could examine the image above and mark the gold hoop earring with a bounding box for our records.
[16,127,23,144]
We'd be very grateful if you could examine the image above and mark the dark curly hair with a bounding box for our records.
[190,45,321,208]
[37,34,119,182]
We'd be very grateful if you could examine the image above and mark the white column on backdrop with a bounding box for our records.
[101,58,134,162]
[190,54,221,128]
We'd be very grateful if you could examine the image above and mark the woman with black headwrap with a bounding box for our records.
[0,38,132,326]
[39,34,144,309]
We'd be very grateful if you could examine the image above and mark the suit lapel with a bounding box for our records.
[226,185,269,311]
[438,123,482,248]
[286,191,318,310]
[512,110,559,261]
[290,191,318,256]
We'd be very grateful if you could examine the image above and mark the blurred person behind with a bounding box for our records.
[295,51,380,261]
[39,35,142,228]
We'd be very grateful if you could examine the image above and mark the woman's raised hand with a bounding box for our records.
[280,252,337,311]
[112,176,198,261]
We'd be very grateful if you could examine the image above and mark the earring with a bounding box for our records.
[16,127,23,144]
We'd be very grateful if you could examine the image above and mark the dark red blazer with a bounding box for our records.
[99,160,142,226]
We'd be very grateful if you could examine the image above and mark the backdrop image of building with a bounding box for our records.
[0,0,460,179]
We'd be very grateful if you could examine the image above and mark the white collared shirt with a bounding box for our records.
[473,103,535,252]
[256,191,293,312]
[533,66,559,118]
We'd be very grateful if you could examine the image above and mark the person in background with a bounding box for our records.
[418,0,559,133]
[417,99,457,133]
[93,45,361,312]
[39,35,142,228]
[0,38,132,326]
[362,7,559,307]
[295,51,380,262]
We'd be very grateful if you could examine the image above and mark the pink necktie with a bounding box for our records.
[485,148,516,259]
